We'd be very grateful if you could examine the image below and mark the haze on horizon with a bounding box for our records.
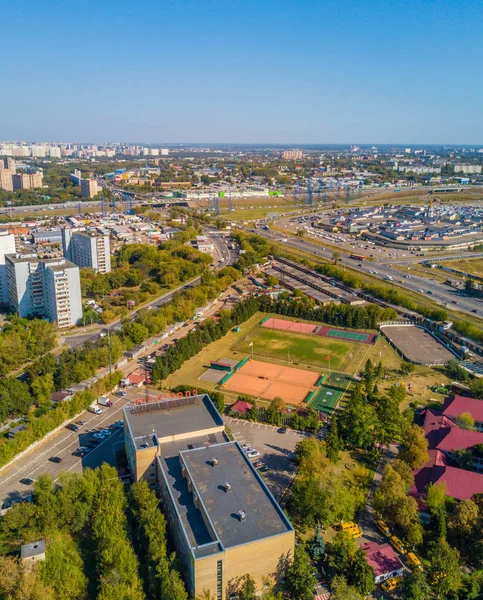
[1,0,482,145]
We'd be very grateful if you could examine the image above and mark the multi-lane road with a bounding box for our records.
[248,225,483,317]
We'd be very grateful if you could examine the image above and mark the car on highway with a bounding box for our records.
[19,478,34,486]
[48,456,62,464]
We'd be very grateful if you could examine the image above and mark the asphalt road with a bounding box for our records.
[248,225,483,318]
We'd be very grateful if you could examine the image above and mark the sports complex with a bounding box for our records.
[197,316,381,414]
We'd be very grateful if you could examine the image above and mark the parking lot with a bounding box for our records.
[224,417,311,501]
[0,390,132,510]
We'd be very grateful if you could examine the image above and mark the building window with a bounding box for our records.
[216,560,222,600]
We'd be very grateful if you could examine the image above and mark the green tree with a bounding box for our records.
[331,576,364,600]
[402,570,433,600]
[308,525,325,562]
[326,416,343,462]
[454,412,475,430]
[399,425,429,469]
[40,532,88,600]
[350,550,375,596]
[284,545,317,600]
[427,539,461,598]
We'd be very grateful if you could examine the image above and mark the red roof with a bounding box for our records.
[411,449,483,502]
[361,542,403,577]
[443,395,483,424]
[230,400,253,415]
[436,427,483,453]
[128,372,146,385]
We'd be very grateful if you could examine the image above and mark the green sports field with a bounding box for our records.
[232,324,369,372]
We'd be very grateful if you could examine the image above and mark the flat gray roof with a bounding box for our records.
[124,394,223,450]
[21,540,45,558]
[180,442,293,550]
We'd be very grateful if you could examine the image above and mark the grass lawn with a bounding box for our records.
[443,258,483,278]
[232,324,366,372]
[220,205,301,222]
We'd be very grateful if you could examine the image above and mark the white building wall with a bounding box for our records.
[0,233,17,304]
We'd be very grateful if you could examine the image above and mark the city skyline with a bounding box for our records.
[1,0,482,144]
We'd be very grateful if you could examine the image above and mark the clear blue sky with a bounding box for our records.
[1,0,482,144]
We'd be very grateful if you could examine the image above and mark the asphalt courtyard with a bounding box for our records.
[224,416,311,501]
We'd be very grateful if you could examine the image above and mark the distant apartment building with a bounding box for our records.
[160,148,169,156]
[0,170,13,191]
[0,232,17,304]
[0,158,16,172]
[454,164,482,174]
[283,149,303,160]
[12,172,43,190]
[70,169,82,185]
[397,165,441,175]
[49,146,61,158]
[80,178,98,198]
[62,228,111,273]
[5,254,82,327]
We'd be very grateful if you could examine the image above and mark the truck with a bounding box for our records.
[88,406,103,415]
[97,396,113,407]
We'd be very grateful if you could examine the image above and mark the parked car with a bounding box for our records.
[48,456,62,464]
[258,465,270,473]
[116,391,127,397]
[100,429,112,436]
[67,423,79,431]
[93,433,105,440]
[246,450,260,459]
[253,460,264,469]
[278,427,287,434]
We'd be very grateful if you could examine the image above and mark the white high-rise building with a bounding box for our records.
[0,232,17,304]
[42,258,83,328]
[62,228,111,273]
[5,254,82,327]
[49,146,61,158]
[160,148,169,156]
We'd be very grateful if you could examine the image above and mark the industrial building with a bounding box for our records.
[62,228,111,273]
[5,254,82,327]
[123,395,294,600]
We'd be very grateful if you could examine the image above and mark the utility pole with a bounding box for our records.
[107,328,112,374]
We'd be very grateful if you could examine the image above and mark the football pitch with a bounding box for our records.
[232,324,369,372]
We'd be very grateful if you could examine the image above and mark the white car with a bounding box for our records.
[100,429,112,436]
[93,433,105,440]
[246,450,260,459]
[243,446,256,454]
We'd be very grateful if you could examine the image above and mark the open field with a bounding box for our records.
[233,323,371,371]
[442,258,483,278]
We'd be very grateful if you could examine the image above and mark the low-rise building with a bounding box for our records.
[362,542,404,584]
[123,394,294,599]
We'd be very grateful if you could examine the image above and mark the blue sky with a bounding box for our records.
[1,0,482,144]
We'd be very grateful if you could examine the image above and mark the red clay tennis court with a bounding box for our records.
[222,359,320,404]
[261,317,318,335]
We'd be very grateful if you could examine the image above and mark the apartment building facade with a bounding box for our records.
[62,228,111,273]
[80,178,98,198]
[5,253,82,327]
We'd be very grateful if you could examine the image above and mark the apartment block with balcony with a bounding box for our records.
[62,228,111,273]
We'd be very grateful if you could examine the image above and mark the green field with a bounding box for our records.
[443,258,483,278]
[162,312,401,404]
[232,325,369,372]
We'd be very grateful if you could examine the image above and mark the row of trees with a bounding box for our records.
[0,371,121,467]
[151,296,260,383]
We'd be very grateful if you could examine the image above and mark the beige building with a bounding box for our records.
[124,395,295,600]
[0,170,13,191]
[80,178,98,198]
[12,172,43,190]
[283,149,303,160]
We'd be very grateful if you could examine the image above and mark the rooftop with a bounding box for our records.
[179,441,293,551]
[124,394,223,449]
[21,540,45,559]
[362,542,403,577]
[443,395,483,424]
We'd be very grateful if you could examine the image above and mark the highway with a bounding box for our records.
[247,225,483,317]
